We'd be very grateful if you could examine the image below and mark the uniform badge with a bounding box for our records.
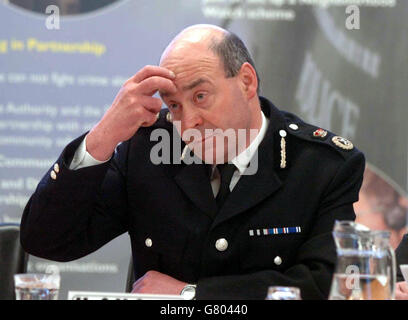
[332,136,354,150]
[279,130,287,169]
[312,128,327,139]
[249,226,302,237]
[166,111,173,122]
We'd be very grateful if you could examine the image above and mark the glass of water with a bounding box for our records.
[266,286,301,300]
[14,273,60,300]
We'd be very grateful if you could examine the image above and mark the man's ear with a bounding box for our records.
[237,62,258,100]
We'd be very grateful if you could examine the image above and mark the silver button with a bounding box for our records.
[279,130,287,137]
[53,163,60,173]
[50,170,57,180]
[215,238,228,252]
[166,112,172,122]
[289,123,299,130]
[145,238,152,247]
[274,256,282,265]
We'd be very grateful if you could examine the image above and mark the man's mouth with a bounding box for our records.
[188,134,215,147]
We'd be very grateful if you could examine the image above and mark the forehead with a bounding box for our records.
[160,44,224,85]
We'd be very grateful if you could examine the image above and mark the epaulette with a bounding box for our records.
[281,112,358,161]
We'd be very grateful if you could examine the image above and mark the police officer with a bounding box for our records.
[20,24,365,300]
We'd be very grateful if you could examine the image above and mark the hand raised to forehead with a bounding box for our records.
[86,65,177,161]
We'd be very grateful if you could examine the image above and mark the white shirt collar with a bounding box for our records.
[231,111,269,174]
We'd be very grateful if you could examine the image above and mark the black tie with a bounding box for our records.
[215,163,236,209]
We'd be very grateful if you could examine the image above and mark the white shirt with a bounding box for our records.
[70,111,269,197]
[69,135,107,170]
[210,111,269,196]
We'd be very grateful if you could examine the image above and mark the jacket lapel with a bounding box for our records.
[173,160,218,219]
[211,98,286,229]
[161,124,217,218]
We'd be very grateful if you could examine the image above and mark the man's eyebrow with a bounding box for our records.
[182,78,209,91]
[160,78,209,98]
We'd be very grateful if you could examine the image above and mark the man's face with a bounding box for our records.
[159,44,253,164]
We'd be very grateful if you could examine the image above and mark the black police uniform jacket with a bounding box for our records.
[20,97,365,300]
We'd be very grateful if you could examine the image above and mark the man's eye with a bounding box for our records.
[195,93,206,102]
[169,103,179,110]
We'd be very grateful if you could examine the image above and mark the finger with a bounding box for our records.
[137,76,177,96]
[401,282,408,293]
[139,108,160,127]
[128,65,176,84]
[396,291,408,300]
[131,277,145,293]
[140,96,163,114]
[131,283,142,293]
[126,96,162,125]
[124,77,177,97]
[127,101,160,128]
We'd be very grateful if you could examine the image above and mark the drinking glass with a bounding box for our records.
[266,286,301,300]
[14,273,60,300]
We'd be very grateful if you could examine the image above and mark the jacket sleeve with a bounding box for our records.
[195,151,366,300]
[20,133,130,262]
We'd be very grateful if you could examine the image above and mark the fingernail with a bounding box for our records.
[169,71,176,78]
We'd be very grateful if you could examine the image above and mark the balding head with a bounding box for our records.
[160,24,260,93]
[160,24,227,64]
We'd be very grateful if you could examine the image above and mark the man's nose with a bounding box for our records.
[181,105,203,131]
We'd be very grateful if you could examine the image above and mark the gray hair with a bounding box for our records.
[209,32,260,94]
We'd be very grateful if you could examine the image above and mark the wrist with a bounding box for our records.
[86,124,118,161]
